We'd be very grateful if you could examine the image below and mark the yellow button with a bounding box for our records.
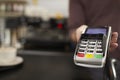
[85,54,94,58]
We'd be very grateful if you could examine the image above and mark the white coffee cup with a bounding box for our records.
[0,47,17,64]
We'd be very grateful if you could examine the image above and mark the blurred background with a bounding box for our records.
[0,1,120,80]
[0,0,72,52]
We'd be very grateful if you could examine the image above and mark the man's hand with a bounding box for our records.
[71,25,118,52]
[70,25,88,43]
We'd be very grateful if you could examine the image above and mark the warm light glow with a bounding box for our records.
[32,0,38,5]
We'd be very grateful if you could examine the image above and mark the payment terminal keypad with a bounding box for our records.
[77,37,103,59]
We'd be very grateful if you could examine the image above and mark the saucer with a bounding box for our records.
[0,56,24,67]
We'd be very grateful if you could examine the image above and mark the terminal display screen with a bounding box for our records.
[86,28,107,35]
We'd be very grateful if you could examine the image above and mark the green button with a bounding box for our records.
[95,54,103,59]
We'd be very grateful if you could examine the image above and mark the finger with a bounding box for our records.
[76,29,82,42]
[109,43,118,52]
[111,32,118,43]
[110,42,118,48]
[71,31,77,42]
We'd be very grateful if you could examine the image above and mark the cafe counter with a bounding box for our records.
[0,50,120,80]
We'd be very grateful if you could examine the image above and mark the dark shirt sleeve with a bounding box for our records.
[68,0,86,31]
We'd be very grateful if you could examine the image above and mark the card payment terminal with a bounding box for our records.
[74,26,111,68]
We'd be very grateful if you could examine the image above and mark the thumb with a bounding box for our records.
[76,25,88,42]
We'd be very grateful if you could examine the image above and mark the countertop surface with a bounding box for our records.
[0,50,120,80]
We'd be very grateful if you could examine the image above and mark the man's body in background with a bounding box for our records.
[68,0,120,59]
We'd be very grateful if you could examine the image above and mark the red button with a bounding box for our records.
[77,53,85,57]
